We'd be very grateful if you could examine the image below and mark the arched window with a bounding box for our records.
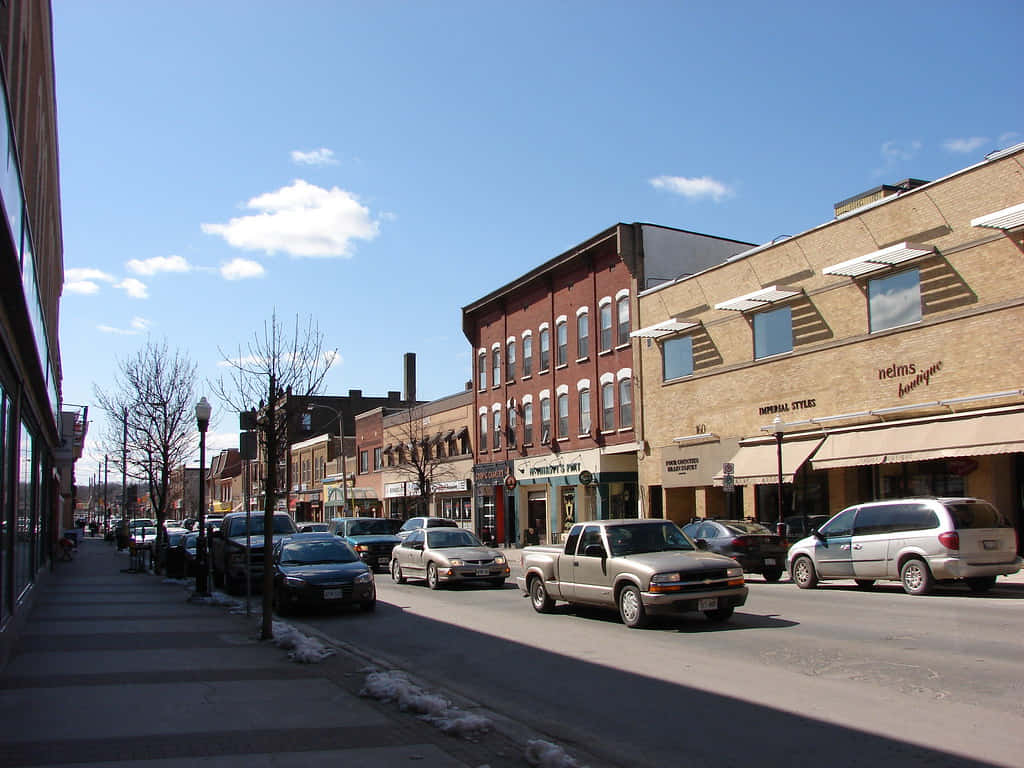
[539,328,551,371]
[599,301,612,352]
[577,310,589,359]
[493,409,501,450]
[506,339,516,381]
[616,295,630,346]
[540,396,551,442]
[492,348,501,388]
[477,350,486,390]
[523,402,534,444]
[479,412,488,452]
[522,333,533,377]
[578,388,591,435]
[507,406,517,448]
[556,319,568,366]
[618,378,633,428]
[557,393,569,439]
[601,382,615,431]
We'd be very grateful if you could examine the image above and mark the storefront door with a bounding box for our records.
[527,491,547,543]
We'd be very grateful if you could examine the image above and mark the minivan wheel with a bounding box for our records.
[900,557,933,596]
[966,575,996,593]
[792,556,818,589]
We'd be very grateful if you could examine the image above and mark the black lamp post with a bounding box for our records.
[195,396,212,596]
[772,416,786,538]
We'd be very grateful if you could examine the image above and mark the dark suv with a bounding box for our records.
[210,512,297,594]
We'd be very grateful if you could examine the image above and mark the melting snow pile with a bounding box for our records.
[525,739,584,768]
[271,620,336,663]
[360,670,492,738]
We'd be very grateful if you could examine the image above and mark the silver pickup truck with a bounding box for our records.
[516,519,748,627]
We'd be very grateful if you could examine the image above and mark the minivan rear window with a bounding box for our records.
[943,501,1011,529]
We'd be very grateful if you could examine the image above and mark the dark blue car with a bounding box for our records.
[272,533,375,615]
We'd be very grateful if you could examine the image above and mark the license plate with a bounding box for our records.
[475,568,490,576]
[983,540,997,550]
[378,557,390,565]
[323,589,343,600]
[698,598,718,610]
[764,558,776,566]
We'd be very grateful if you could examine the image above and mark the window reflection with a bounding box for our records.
[869,269,921,332]
[753,305,793,359]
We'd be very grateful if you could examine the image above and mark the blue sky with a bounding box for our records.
[53,1,1023,478]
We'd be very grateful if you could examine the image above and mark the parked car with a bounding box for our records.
[297,522,330,533]
[395,516,459,540]
[328,517,402,572]
[788,497,1023,595]
[210,511,298,594]
[681,519,787,582]
[164,528,192,577]
[518,519,747,627]
[272,533,375,614]
[181,532,200,576]
[391,527,509,589]
[131,526,158,551]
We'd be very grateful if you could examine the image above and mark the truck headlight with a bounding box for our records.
[354,571,373,584]
[355,544,370,553]
[727,567,743,579]
[651,572,681,583]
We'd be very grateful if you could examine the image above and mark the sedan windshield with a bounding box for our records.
[280,540,358,565]
[427,529,481,548]
[607,523,695,556]
[348,519,398,536]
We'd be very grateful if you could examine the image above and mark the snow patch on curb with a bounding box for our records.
[271,620,336,663]
[360,670,492,739]
[525,739,585,768]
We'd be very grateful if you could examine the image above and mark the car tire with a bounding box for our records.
[762,568,783,583]
[529,576,555,613]
[391,560,406,584]
[966,575,996,593]
[792,556,818,589]
[617,584,648,628]
[704,605,734,622]
[900,557,933,596]
[426,563,440,590]
[854,579,875,590]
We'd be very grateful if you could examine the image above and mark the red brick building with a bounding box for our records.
[462,223,751,544]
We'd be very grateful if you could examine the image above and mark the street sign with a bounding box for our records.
[723,462,734,475]
[723,475,735,492]
[579,470,593,486]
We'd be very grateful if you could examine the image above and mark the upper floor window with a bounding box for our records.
[506,339,516,381]
[523,334,533,377]
[493,409,502,450]
[479,413,488,452]
[523,402,534,444]
[477,351,486,390]
[557,393,569,439]
[508,407,517,448]
[577,311,589,359]
[753,305,793,359]
[869,268,921,332]
[601,382,615,431]
[579,388,591,435]
[663,336,694,381]
[359,450,369,474]
[301,413,312,431]
[599,302,613,352]
[540,396,551,442]
[556,319,568,366]
[539,328,551,371]
[373,447,383,470]
[492,348,501,388]
[616,296,630,346]
[619,378,633,428]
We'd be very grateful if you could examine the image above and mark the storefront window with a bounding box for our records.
[0,386,7,622]
[16,421,34,602]
[561,488,576,532]
[869,268,921,332]
[754,305,793,359]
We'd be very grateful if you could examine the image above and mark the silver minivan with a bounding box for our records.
[788,497,1022,595]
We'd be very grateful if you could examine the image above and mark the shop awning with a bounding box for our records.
[713,437,825,486]
[811,409,1024,470]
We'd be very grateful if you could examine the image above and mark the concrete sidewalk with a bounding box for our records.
[0,538,536,768]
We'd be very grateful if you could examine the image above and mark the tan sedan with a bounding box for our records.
[390,527,509,589]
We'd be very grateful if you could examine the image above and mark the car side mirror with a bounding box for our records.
[583,544,606,558]
[695,539,708,550]
[812,529,826,544]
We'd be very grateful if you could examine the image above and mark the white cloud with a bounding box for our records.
[217,349,340,370]
[943,136,989,154]
[649,175,733,202]
[291,148,338,166]
[201,179,380,258]
[65,281,101,295]
[97,317,149,336]
[116,278,149,298]
[221,258,266,281]
[880,140,922,163]
[66,267,116,282]
[126,254,192,275]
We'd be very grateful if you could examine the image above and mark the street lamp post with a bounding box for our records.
[772,416,786,538]
[195,397,212,596]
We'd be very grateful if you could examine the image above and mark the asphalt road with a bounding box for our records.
[296,572,1024,768]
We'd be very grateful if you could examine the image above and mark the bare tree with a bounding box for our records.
[94,340,199,563]
[389,406,456,518]
[213,311,336,640]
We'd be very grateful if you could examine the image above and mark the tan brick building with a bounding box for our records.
[634,144,1024,547]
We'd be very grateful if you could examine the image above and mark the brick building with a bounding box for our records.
[462,223,752,545]
[634,143,1024,547]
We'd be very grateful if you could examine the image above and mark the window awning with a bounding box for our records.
[823,241,934,277]
[713,436,825,486]
[811,409,1024,470]
[714,285,800,312]
[630,319,699,339]
[971,201,1024,230]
